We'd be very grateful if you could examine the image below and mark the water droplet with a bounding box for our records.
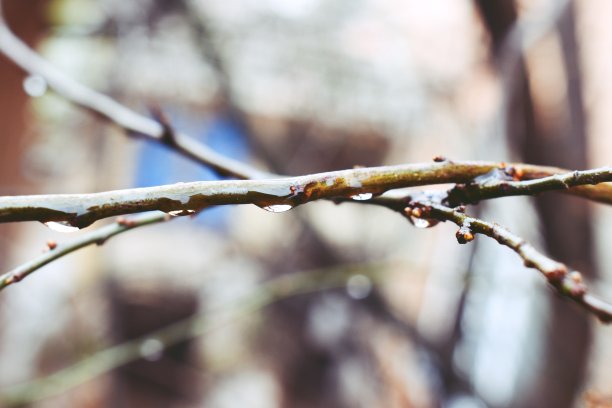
[44,221,80,233]
[412,217,432,228]
[139,338,164,362]
[351,193,373,201]
[261,204,293,213]
[23,74,47,97]
[346,275,372,299]
[406,216,439,229]
[167,209,196,217]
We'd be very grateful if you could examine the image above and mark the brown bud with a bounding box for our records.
[562,272,587,298]
[569,271,583,284]
[546,268,567,283]
[455,226,474,244]
[433,155,447,162]
[47,240,57,250]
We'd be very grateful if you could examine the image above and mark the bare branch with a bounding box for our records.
[0,213,167,290]
[445,166,612,206]
[362,166,612,211]
[407,202,612,323]
[0,1,267,180]
[2,162,609,228]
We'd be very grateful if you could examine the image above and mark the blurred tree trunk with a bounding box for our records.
[0,0,47,261]
[514,4,594,407]
[476,1,595,407]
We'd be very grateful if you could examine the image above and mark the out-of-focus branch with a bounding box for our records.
[0,1,267,180]
[406,202,612,323]
[0,212,167,290]
[0,261,392,406]
[1,162,609,227]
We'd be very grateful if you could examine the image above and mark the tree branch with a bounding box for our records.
[361,166,612,212]
[0,1,267,180]
[0,212,168,290]
[406,202,612,323]
[1,162,609,228]
[445,166,612,206]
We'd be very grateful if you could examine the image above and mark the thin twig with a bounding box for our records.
[406,202,612,323]
[0,1,267,180]
[1,162,610,227]
[0,212,168,290]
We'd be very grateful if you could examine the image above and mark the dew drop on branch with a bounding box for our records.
[44,221,80,233]
[23,75,48,97]
[260,204,293,213]
[351,193,373,201]
[167,209,196,217]
[406,215,439,229]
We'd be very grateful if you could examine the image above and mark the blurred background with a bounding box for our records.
[0,0,611,406]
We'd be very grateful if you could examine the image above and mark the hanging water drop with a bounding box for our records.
[351,193,373,201]
[167,209,196,217]
[23,75,48,97]
[404,207,439,229]
[411,217,434,229]
[44,221,80,233]
[261,204,293,213]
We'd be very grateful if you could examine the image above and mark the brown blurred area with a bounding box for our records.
[0,0,611,407]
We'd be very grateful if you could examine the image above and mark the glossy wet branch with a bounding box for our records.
[1,162,611,228]
[406,202,612,323]
[0,161,608,228]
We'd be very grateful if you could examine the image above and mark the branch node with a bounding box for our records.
[150,106,177,147]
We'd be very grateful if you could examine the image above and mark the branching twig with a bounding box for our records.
[0,1,266,180]
[1,162,609,228]
[0,212,168,290]
[445,166,612,206]
[405,202,612,323]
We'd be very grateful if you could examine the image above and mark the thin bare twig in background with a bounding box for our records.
[0,261,393,406]
[0,1,267,180]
